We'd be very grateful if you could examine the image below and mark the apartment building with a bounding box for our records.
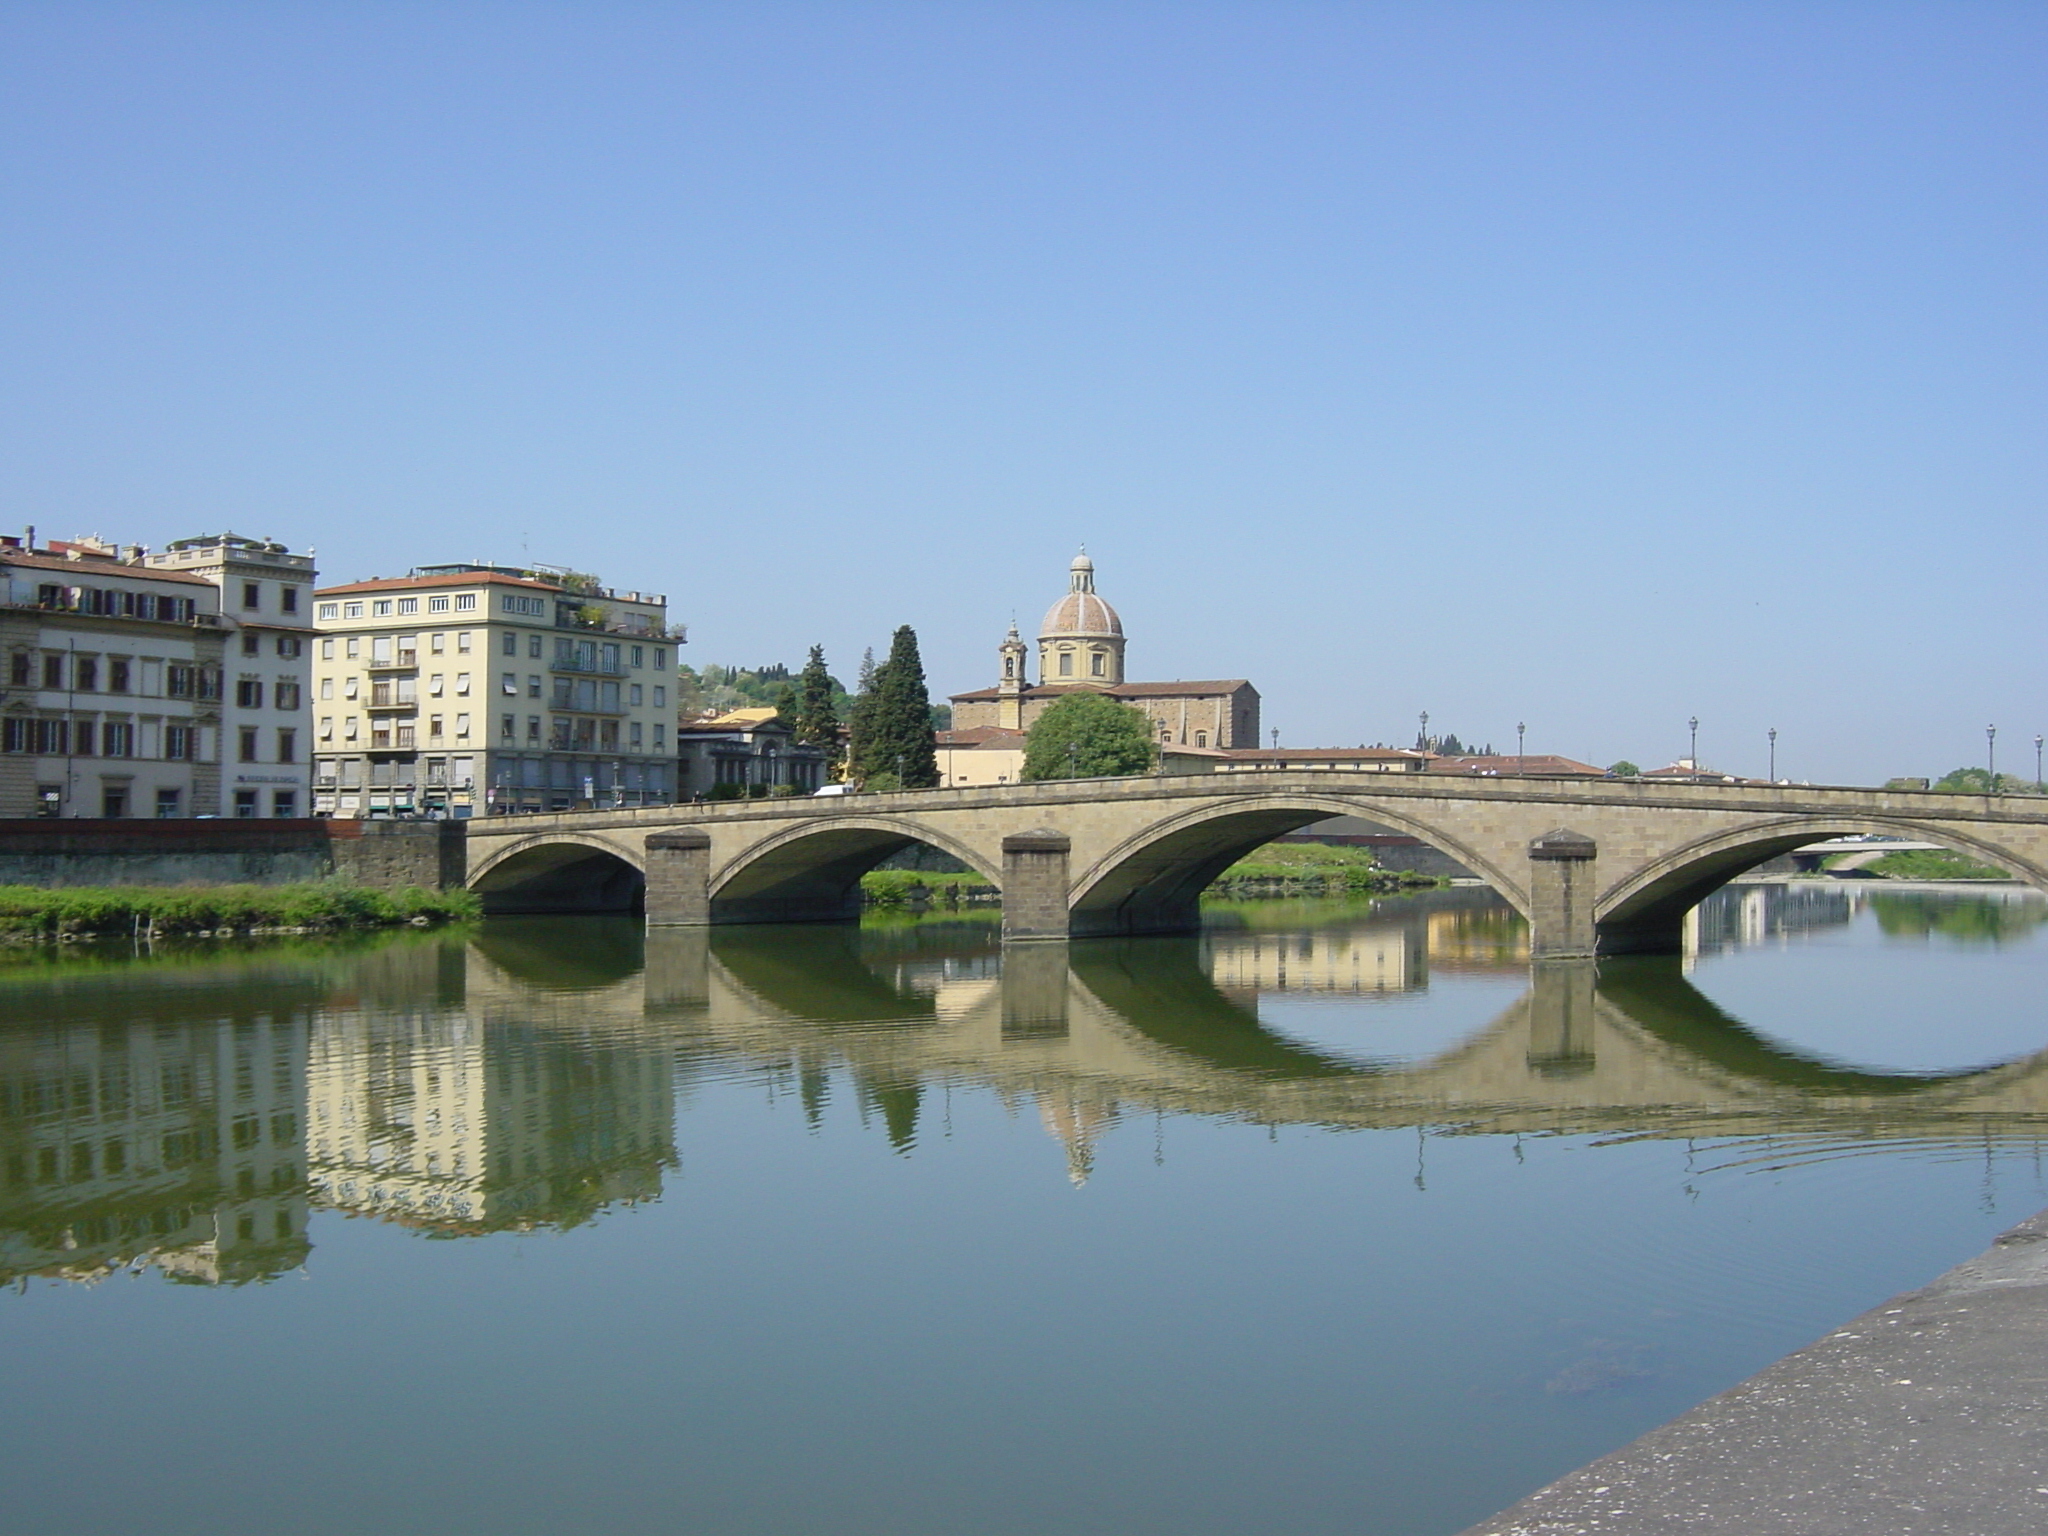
[0,534,227,819]
[311,563,678,816]
[146,534,317,818]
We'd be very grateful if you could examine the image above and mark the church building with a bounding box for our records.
[948,552,1260,751]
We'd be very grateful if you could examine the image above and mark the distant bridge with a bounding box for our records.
[460,772,2048,959]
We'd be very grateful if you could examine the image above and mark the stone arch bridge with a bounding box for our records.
[460,772,2048,958]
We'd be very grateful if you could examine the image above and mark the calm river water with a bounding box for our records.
[5,881,2048,1535]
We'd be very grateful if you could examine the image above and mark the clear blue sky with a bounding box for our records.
[4,2,2041,783]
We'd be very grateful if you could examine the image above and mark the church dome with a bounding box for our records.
[1040,549,1123,640]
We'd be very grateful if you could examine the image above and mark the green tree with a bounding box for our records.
[1608,760,1641,778]
[793,644,845,780]
[1932,766,1996,793]
[1022,692,1158,781]
[851,626,939,789]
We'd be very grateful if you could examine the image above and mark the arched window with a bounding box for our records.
[1004,656,1015,677]
[1195,731,1208,748]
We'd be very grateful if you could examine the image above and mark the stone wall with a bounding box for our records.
[0,818,458,891]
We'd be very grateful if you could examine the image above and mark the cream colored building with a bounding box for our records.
[949,552,1260,750]
[311,563,679,816]
[147,533,317,817]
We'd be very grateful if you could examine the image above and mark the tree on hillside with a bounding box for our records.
[793,644,845,780]
[1022,692,1158,781]
[850,626,939,789]
[1608,760,1641,778]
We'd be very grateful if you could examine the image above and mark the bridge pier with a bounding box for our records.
[1002,830,1072,943]
[645,830,712,926]
[1527,828,1598,960]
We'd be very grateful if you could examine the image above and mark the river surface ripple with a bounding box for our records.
[3,881,2046,1535]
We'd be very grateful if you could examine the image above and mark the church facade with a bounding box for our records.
[948,552,1260,751]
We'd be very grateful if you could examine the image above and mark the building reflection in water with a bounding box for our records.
[4,881,2047,1280]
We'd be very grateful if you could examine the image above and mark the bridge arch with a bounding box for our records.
[1066,792,1527,938]
[709,815,1003,926]
[1595,815,2048,953]
[469,832,646,914]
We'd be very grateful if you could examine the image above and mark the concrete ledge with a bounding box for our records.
[1462,1208,2048,1535]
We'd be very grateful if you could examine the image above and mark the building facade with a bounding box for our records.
[311,563,678,816]
[146,534,317,818]
[675,707,828,799]
[0,535,227,819]
[949,552,1261,750]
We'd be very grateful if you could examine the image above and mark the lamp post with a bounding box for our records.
[1768,727,1777,783]
[1688,716,1699,775]
[2036,733,2043,792]
[1987,725,1997,794]
[1066,741,1078,780]
[1271,727,1280,752]
[1516,721,1525,774]
[1419,710,1428,751]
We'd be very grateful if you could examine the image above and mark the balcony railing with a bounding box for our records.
[365,651,418,671]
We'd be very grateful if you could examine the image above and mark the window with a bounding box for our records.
[277,635,302,658]
[631,646,644,668]
[502,673,518,695]
[457,632,472,652]
[343,601,364,618]
[234,790,258,818]
[630,684,643,706]
[155,788,180,818]
[317,603,340,621]
[630,721,643,748]
[528,634,542,658]
[345,636,360,658]
[8,652,29,687]
[397,597,418,615]
[652,723,665,750]
[101,787,127,818]
[527,715,541,742]
[75,658,98,691]
[277,729,297,763]
[167,664,196,698]
[319,637,335,660]
[527,675,540,698]
[430,632,446,653]
[1058,652,1072,676]
[1090,653,1105,677]
[429,674,445,696]
[165,725,194,760]
[429,594,450,612]
[654,648,667,670]
[344,676,359,699]
[429,715,444,739]
[102,722,134,757]
[201,667,222,701]
[454,593,477,611]
[1195,731,1208,748]
[653,686,665,708]
[276,681,301,711]
[319,677,333,700]
[109,659,130,692]
[455,713,470,737]
[271,790,296,817]
[344,717,358,740]
[320,716,334,739]
[281,586,299,614]
[242,633,261,657]
[372,599,393,616]
[242,582,261,610]
[42,654,64,688]
[501,713,516,740]
[502,632,517,656]
[236,679,264,709]
[239,727,260,762]
[457,672,472,695]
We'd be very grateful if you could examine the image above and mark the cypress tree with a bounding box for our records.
[793,644,844,780]
[853,626,939,789]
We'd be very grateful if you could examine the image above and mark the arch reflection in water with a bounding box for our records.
[5,885,2046,1286]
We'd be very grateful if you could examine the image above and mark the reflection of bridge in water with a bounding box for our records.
[5,885,2047,1281]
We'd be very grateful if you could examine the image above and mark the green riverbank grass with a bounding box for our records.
[0,883,480,941]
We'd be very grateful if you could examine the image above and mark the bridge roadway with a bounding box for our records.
[461,771,2048,958]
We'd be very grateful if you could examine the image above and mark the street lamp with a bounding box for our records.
[1419,710,1429,751]
[1516,722,1525,774]
[1271,726,1280,752]
[1987,725,1997,794]
[1688,716,1699,775]
[2036,733,2043,792]
[1066,741,1079,779]
[1768,727,1777,783]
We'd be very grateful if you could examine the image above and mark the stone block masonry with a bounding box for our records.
[0,818,459,893]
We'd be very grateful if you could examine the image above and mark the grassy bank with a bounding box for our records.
[0,882,481,941]
[856,842,1443,908]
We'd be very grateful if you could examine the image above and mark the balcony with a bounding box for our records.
[365,694,415,712]
[365,651,419,671]
[549,655,625,675]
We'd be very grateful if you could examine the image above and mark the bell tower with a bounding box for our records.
[997,621,1029,730]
